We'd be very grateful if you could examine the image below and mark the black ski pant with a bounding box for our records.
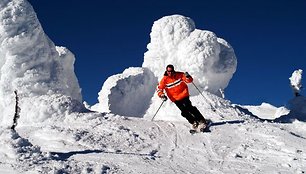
[174,97,206,124]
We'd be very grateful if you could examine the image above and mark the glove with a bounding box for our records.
[184,72,191,78]
[160,94,168,101]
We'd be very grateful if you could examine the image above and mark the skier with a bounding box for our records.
[157,64,208,131]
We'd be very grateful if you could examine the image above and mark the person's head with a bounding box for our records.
[165,64,175,76]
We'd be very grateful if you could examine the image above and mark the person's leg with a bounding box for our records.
[174,98,196,124]
[190,106,206,123]
[183,98,206,123]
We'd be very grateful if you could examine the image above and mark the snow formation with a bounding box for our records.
[0,129,50,163]
[241,103,290,120]
[94,15,237,118]
[91,67,157,117]
[272,69,306,122]
[239,69,306,123]
[0,0,83,127]
[143,15,237,95]
[290,69,303,96]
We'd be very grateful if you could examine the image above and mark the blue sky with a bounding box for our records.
[28,0,306,107]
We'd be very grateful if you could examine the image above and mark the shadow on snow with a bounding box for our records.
[211,120,245,127]
[50,149,160,161]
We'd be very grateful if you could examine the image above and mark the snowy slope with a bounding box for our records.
[2,89,306,173]
[1,98,306,173]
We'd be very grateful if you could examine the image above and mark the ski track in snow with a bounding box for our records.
[1,112,306,173]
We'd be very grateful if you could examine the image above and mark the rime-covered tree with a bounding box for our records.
[289,69,303,97]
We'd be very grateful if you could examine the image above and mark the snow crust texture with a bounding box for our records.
[0,129,52,173]
[0,0,83,126]
[1,109,306,174]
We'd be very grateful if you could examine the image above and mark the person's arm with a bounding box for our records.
[183,72,193,83]
[157,78,165,97]
[157,78,168,101]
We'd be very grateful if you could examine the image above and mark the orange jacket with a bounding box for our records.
[157,71,193,102]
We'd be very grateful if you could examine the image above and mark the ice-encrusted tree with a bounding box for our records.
[0,0,83,126]
[289,69,303,97]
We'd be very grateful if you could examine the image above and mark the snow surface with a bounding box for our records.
[1,0,306,173]
[2,98,306,173]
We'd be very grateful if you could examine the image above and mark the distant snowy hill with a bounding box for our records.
[1,0,306,173]
[240,103,290,120]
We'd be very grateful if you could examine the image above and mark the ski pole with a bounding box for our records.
[191,82,217,112]
[151,100,165,121]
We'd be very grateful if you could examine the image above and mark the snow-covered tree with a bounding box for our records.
[143,15,237,96]
[289,69,303,97]
[0,0,83,126]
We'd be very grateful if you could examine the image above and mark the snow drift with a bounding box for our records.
[0,0,83,126]
[239,103,290,120]
[94,15,237,118]
[0,129,49,162]
[91,67,157,117]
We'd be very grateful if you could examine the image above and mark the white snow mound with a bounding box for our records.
[0,129,49,162]
[92,67,157,117]
[0,0,83,126]
[289,69,303,95]
[242,103,290,120]
[143,15,237,96]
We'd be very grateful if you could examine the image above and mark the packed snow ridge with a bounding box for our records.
[1,0,306,173]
